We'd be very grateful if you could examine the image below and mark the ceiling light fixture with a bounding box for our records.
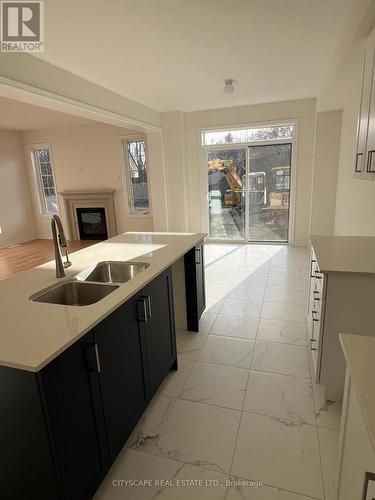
[223,79,235,95]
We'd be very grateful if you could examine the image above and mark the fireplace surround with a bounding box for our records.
[60,190,117,240]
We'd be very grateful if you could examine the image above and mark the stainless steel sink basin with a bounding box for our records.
[83,261,149,284]
[31,281,119,306]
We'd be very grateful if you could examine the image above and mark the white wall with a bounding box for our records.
[317,6,375,236]
[0,129,35,247]
[181,98,316,246]
[21,123,154,239]
[310,110,342,235]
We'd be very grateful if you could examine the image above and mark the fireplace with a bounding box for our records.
[76,207,108,240]
[60,190,117,240]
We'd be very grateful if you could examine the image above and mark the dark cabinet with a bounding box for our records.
[185,243,206,331]
[40,333,109,500]
[93,295,149,460]
[140,269,176,396]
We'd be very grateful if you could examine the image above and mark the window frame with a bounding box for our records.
[28,143,59,217]
[120,135,152,217]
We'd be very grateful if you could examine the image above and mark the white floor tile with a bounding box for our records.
[261,302,306,322]
[264,288,304,305]
[176,329,208,360]
[180,361,249,410]
[243,371,315,425]
[251,341,310,378]
[198,335,255,369]
[211,313,259,339]
[257,319,307,345]
[231,412,324,498]
[130,453,228,500]
[126,395,176,452]
[318,427,340,500]
[221,298,262,318]
[228,286,265,301]
[152,399,241,474]
[226,478,279,499]
[158,358,194,398]
[267,277,308,292]
[313,383,342,429]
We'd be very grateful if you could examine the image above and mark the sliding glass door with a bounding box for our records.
[206,142,292,243]
[207,148,246,241]
[247,143,292,242]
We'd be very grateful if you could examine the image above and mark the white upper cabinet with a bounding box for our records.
[355,27,375,179]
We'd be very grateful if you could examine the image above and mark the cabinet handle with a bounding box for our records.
[137,299,148,322]
[85,343,101,373]
[315,271,322,279]
[142,295,152,319]
[312,311,319,322]
[195,248,201,264]
[310,347,318,351]
[367,150,375,173]
[310,258,316,278]
[313,291,321,301]
[355,152,364,173]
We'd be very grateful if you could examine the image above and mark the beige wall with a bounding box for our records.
[21,123,154,239]
[0,129,35,247]
[181,98,316,246]
[310,110,342,236]
[317,7,375,236]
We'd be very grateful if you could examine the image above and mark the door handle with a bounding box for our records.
[195,248,201,264]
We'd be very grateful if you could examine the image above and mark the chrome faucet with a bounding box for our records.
[51,215,72,278]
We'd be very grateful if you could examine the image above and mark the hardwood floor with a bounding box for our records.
[0,239,97,280]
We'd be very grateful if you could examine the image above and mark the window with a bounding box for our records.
[29,145,58,215]
[202,124,294,146]
[122,138,150,214]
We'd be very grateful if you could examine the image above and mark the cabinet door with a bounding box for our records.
[184,243,206,331]
[357,29,375,177]
[94,296,149,461]
[141,268,177,396]
[40,332,108,500]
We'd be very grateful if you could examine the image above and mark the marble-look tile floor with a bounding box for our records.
[94,244,341,500]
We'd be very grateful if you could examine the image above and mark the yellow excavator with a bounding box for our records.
[208,158,243,207]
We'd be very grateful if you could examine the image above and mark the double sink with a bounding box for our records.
[30,261,150,306]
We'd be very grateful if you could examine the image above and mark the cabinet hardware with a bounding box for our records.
[310,347,318,351]
[195,248,201,265]
[94,344,101,373]
[310,338,316,342]
[315,271,322,279]
[137,299,148,322]
[367,150,375,173]
[313,291,321,300]
[312,311,319,322]
[85,343,101,373]
[310,259,316,278]
[355,152,364,173]
[143,295,152,319]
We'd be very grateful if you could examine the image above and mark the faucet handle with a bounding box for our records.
[63,251,72,269]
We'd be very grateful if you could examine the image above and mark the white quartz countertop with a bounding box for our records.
[340,334,375,454]
[310,235,375,274]
[0,232,205,372]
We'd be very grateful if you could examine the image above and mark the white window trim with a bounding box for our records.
[27,142,59,218]
[119,135,152,218]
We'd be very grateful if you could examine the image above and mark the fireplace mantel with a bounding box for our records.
[60,190,117,240]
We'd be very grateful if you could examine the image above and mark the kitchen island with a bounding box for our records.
[0,231,206,500]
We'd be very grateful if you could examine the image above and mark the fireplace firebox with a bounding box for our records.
[76,207,108,240]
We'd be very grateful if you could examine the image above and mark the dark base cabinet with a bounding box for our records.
[184,243,206,331]
[1,267,176,500]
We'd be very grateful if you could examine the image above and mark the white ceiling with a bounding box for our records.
[35,0,358,112]
[0,96,95,130]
